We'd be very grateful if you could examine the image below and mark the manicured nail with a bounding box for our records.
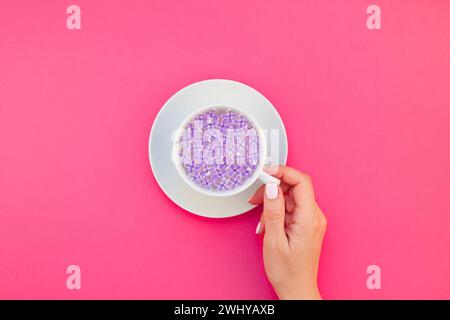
[255,221,262,234]
[265,182,278,200]
[264,165,279,175]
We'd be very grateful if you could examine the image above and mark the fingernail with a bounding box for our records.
[255,221,262,234]
[263,165,279,175]
[246,195,253,203]
[265,182,279,200]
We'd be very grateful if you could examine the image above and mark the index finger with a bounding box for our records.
[264,165,315,204]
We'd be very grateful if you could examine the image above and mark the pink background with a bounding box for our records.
[1,0,449,299]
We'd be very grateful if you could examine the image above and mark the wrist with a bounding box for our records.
[276,284,321,300]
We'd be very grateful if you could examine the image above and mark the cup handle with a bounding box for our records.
[258,171,281,185]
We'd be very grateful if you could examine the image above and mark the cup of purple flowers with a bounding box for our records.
[172,106,279,197]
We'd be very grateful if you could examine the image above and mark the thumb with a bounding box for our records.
[263,182,287,243]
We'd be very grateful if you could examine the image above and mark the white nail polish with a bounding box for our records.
[255,221,262,234]
[265,182,279,200]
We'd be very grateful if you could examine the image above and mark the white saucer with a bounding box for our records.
[148,79,288,218]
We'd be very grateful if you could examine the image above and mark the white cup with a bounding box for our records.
[171,106,280,197]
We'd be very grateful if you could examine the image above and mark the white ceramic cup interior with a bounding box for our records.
[171,106,279,197]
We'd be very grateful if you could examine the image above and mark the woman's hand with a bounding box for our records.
[248,166,327,300]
